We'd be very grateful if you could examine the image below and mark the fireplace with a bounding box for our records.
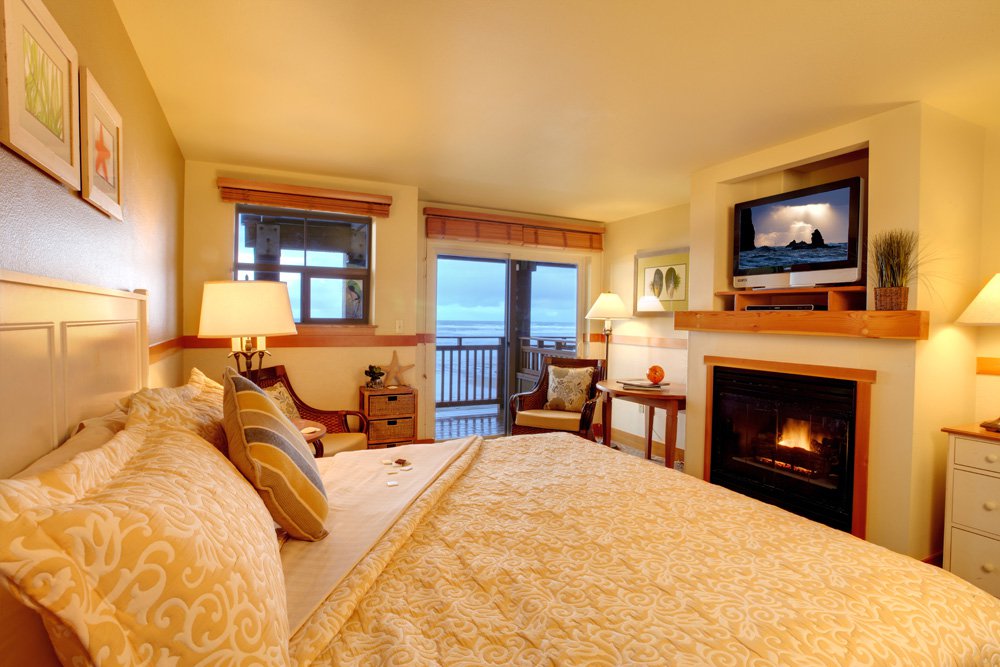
[709,365,862,533]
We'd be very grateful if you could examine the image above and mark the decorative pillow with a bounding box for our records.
[264,382,301,420]
[126,367,227,452]
[545,365,595,413]
[223,368,329,541]
[0,423,289,665]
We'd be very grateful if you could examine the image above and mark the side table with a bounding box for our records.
[292,418,327,457]
[596,381,687,467]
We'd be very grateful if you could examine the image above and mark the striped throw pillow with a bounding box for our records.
[222,368,329,541]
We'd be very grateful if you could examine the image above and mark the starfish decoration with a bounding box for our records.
[382,350,415,386]
[94,122,113,185]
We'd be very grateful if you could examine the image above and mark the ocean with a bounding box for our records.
[739,243,849,270]
[436,320,576,339]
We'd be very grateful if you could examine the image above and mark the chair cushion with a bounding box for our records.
[222,368,329,541]
[514,409,583,431]
[322,432,368,456]
[545,365,595,412]
[264,382,301,420]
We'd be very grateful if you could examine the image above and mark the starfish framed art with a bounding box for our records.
[80,67,123,220]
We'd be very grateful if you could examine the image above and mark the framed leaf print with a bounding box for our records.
[634,247,689,314]
[81,68,123,220]
[0,0,80,189]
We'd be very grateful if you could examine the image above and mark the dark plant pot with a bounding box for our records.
[874,286,908,310]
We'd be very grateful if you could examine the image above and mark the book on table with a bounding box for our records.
[617,379,667,390]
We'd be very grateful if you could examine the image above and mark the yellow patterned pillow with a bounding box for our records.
[223,368,329,541]
[127,367,227,451]
[0,423,289,665]
[545,365,595,412]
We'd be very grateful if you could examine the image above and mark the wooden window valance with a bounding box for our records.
[424,207,603,251]
[217,178,393,217]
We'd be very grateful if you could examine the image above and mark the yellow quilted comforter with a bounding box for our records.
[293,433,1000,666]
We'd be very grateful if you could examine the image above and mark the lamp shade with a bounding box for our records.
[198,280,297,338]
[586,292,630,320]
[957,274,1000,325]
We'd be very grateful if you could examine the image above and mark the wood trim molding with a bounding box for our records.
[607,334,689,350]
[676,310,928,340]
[149,337,183,364]
[977,357,1000,376]
[217,177,392,217]
[424,206,603,251]
[704,355,877,384]
[609,427,686,464]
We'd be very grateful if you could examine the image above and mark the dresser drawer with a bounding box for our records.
[368,392,415,418]
[951,469,1000,536]
[949,528,1000,597]
[369,417,414,443]
[955,436,1000,474]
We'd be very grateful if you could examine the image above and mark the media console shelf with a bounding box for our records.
[717,285,867,311]
[676,287,927,339]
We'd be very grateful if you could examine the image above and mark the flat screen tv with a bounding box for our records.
[732,177,864,289]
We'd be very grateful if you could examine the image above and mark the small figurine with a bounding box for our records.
[365,365,385,388]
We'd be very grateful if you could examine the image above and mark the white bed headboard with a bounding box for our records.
[0,270,147,477]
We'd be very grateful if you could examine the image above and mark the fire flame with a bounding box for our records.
[778,418,813,451]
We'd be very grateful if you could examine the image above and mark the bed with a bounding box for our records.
[2,272,999,666]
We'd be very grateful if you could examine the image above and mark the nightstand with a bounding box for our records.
[942,425,1000,597]
[359,386,417,448]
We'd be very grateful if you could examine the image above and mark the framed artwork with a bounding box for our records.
[0,0,80,189]
[80,68,123,219]
[634,247,689,314]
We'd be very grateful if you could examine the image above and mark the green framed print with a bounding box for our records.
[81,68,123,220]
[0,0,80,189]
[634,247,689,314]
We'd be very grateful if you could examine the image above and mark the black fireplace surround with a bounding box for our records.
[710,367,857,532]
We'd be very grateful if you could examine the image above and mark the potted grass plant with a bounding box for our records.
[870,229,919,310]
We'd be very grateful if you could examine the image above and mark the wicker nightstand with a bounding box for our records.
[359,386,417,448]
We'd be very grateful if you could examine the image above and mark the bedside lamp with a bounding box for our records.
[198,280,297,379]
[957,273,1000,432]
[586,292,630,378]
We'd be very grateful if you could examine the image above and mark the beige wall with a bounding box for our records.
[685,103,985,559]
[602,205,689,448]
[0,0,184,385]
[974,130,1000,422]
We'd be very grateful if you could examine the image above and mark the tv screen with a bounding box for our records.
[732,177,863,289]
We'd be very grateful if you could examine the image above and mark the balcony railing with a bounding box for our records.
[435,336,505,408]
[434,334,577,409]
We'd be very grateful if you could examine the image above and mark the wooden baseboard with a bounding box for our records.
[922,552,943,567]
[609,427,685,463]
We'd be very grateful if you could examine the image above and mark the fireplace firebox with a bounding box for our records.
[710,366,857,532]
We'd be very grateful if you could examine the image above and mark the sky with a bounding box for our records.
[436,258,576,324]
[750,189,851,247]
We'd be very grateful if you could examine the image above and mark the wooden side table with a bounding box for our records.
[292,418,327,457]
[359,386,417,447]
[596,381,687,467]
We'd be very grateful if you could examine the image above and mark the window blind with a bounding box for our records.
[217,177,393,217]
[424,207,603,250]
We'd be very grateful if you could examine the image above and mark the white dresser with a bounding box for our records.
[943,425,1000,597]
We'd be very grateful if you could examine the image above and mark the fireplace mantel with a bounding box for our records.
[676,309,928,340]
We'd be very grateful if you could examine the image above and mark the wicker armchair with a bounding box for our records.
[508,357,604,440]
[254,365,368,457]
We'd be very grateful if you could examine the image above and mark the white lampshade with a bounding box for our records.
[198,280,297,340]
[957,274,1000,325]
[586,292,630,320]
[636,295,665,313]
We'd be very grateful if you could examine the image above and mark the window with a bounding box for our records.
[234,204,371,324]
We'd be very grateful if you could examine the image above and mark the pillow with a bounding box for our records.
[14,408,127,478]
[222,368,329,541]
[545,365,595,412]
[264,382,301,420]
[0,423,289,665]
[127,367,227,452]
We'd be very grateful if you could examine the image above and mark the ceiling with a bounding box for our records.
[113,0,1000,222]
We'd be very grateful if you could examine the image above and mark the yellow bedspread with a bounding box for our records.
[295,433,1000,666]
